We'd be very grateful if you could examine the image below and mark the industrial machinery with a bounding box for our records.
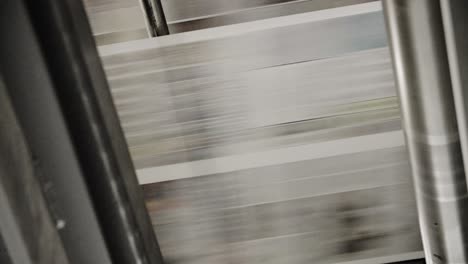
[100,2,422,263]
[0,0,467,264]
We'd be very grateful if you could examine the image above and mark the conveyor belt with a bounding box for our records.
[84,0,148,45]
[162,0,378,33]
[98,2,423,263]
[84,0,379,44]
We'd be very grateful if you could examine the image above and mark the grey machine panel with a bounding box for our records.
[99,2,423,263]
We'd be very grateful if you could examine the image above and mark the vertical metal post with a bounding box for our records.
[140,0,170,36]
[18,0,165,262]
[440,0,468,192]
[0,75,70,264]
[383,1,468,263]
[1,0,165,263]
[0,0,113,263]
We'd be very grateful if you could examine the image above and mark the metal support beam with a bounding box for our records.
[0,0,112,263]
[440,0,468,192]
[383,0,468,263]
[140,0,170,36]
[0,75,70,264]
[20,0,165,262]
[0,0,164,263]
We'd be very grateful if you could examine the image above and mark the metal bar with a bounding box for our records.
[140,0,170,36]
[383,0,468,263]
[0,75,70,264]
[0,0,165,263]
[0,1,113,263]
[440,0,468,192]
[164,0,377,33]
[19,0,165,263]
